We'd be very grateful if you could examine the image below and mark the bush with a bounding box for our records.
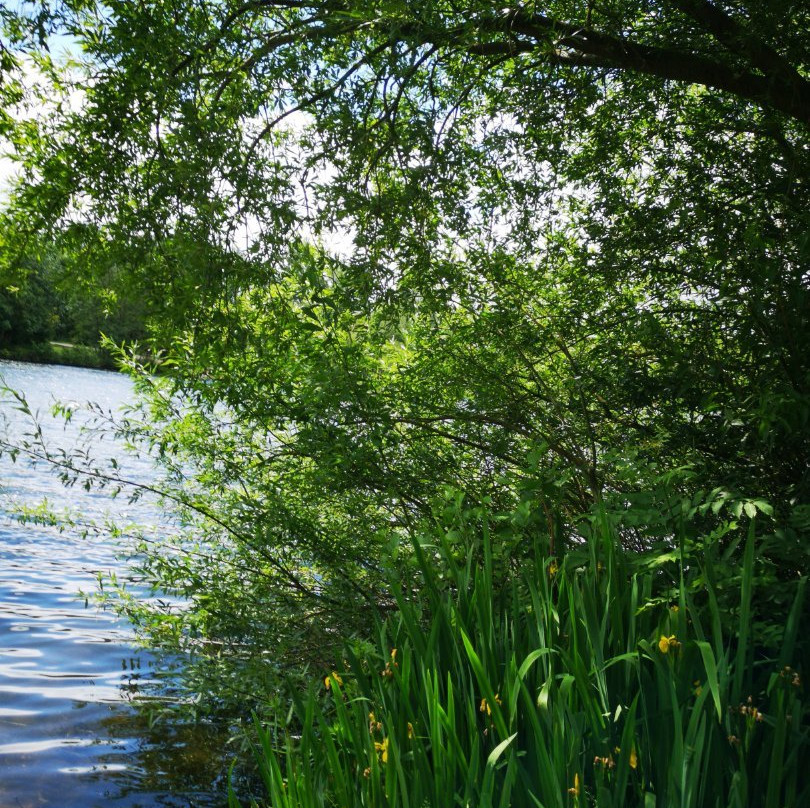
[0,341,117,370]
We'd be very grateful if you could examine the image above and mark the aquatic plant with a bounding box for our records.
[232,510,809,808]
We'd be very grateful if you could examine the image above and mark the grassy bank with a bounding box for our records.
[0,341,118,371]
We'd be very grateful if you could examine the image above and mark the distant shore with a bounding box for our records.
[0,341,118,370]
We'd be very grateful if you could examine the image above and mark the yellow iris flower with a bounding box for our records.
[324,671,343,690]
[375,737,389,763]
[658,635,681,653]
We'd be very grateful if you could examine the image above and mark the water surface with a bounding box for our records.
[0,360,224,807]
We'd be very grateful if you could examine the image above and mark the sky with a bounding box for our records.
[0,30,81,198]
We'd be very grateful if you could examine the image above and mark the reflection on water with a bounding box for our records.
[0,360,227,807]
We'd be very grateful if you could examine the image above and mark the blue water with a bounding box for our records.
[0,361,223,807]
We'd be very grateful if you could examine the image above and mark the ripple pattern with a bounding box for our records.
[0,361,223,807]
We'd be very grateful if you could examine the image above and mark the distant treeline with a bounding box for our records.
[0,250,147,352]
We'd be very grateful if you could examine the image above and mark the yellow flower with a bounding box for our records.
[658,635,680,653]
[567,772,580,796]
[615,745,638,769]
[324,671,343,690]
[548,560,559,576]
[368,712,382,733]
[479,693,502,716]
[375,737,389,763]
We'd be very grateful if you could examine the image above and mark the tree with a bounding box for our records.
[0,256,61,345]
[1,1,807,702]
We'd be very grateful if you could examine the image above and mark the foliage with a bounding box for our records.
[0,258,62,345]
[1,0,807,504]
[231,506,809,808]
[0,0,808,765]
[0,243,148,351]
[0,339,115,368]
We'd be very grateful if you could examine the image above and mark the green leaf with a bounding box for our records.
[487,732,518,768]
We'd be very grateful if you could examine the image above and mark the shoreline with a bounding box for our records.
[0,341,118,371]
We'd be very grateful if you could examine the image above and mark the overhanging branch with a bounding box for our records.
[199,3,810,125]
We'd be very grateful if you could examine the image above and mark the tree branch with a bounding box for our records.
[668,0,806,86]
[172,3,810,124]
[485,8,810,124]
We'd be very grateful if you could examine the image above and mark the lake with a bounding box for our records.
[0,360,225,807]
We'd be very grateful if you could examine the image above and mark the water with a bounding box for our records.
[0,361,225,807]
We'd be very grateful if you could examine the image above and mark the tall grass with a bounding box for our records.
[231,513,809,807]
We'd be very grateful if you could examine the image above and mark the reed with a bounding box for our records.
[231,513,809,808]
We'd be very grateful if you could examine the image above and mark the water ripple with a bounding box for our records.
[0,361,224,807]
